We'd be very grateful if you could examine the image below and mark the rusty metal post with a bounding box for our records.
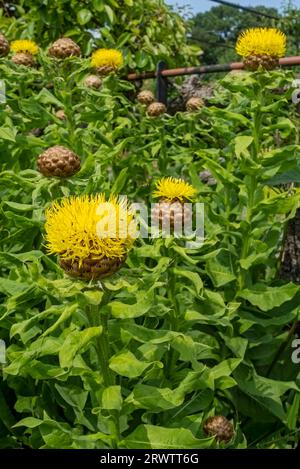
[156,60,168,105]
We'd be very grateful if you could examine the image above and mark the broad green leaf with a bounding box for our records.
[287,393,300,430]
[172,268,203,295]
[102,386,123,410]
[0,127,15,142]
[111,168,128,194]
[122,425,214,449]
[77,8,92,25]
[206,249,236,287]
[109,292,153,319]
[59,327,102,368]
[13,417,42,429]
[125,384,184,411]
[238,283,299,311]
[235,135,253,158]
[109,351,159,378]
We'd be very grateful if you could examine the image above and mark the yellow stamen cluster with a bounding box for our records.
[10,40,39,55]
[236,28,286,58]
[153,177,197,202]
[45,194,136,263]
[91,48,123,70]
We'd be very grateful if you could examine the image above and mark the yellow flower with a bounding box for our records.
[91,48,123,70]
[236,28,286,58]
[10,39,39,55]
[153,177,197,202]
[45,194,136,264]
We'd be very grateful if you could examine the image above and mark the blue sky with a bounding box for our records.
[166,0,300,14]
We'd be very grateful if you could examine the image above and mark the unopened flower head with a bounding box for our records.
[45,194,136,265]
[11,40,38,55]
[153,177,197,202]
[91,48,123,71]
[236,28,286,58]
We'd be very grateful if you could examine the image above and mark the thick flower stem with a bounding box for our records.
[238,76,264,290]
[165,260,179,380]
[86,303,112,385]
[86,292,120,447]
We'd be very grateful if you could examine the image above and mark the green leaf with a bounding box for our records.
[209,358,242,380]
[172,268,203,295]
[94,129,113,148]
[234,135,253,158]
[122,425,214,449]
[109,351,159,378]
[126,384,184,411]
[287,393,300,430]
[77,9,92,25]
[102,386,123,410]
[0,127,16,142]
[13,417,42,429]
[238,283,299,311]
[234,365,299,422]
[0,278,28,296]
[111,168,128,194]
[109,292,153,319]
[220,334,248,359]
[59,327,102,368]
[104,5,115,23]
[206,249,236,287]
[55,384,88,410]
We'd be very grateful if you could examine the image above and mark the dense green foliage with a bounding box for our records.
[0,0,300,451]
[0,0,199,69]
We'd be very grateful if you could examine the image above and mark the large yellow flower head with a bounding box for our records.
[45,194,136,264]
[10,39,39,55]
[91,48,123,70]
[153,177,197,202]
[236,28,286,58]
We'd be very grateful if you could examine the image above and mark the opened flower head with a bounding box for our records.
[45,194,136,264]
[91,48,123,70]
[11,39,39,55]
[153,177,197,202]
[236,28,286,58]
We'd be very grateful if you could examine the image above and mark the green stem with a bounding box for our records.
[86,290,120,447]
[165,266,178,379]
[238,77,264,290]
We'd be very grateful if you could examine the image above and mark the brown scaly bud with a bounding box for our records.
[186,97,204,111]
[84,74,102,89]
[147,102,166,117]
[59,255,126,280]
[48,38,81,59]
[137,90,155,105]
[55,110,66,121]
[243,54,279,71]
[95,65,116,76]
[151,199,192,233]
[29,128,44,137]
[203,416,234,443]
[12,52,35,67]
[200,170,217,186]
[0,33,10,57]
[37,145,81,178]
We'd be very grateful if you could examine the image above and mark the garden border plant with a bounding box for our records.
[0,23,300,449]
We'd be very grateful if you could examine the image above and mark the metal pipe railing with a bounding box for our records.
[127,56,300,81]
